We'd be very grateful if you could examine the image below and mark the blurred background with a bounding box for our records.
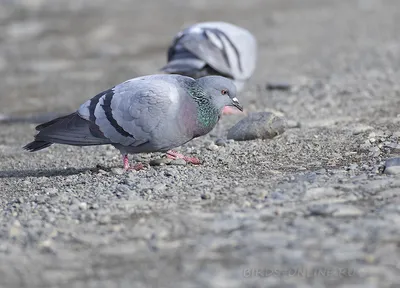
[1,0,398,119]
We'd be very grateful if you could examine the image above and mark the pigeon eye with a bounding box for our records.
[221,89,228,95]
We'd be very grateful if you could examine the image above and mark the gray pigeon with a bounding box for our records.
[23,74,242,170]
[161,22,257,107]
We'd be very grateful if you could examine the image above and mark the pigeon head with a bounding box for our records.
[196,76,243,112]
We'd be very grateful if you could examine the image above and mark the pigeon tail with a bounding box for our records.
[23,112,111,152]
[161,58,206,75]
[161,58,231,79]
[23,140,53,152]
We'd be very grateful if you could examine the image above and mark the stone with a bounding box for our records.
[201,192,215,200]
[45,188,59,196]
[384,158,400,175]
[169,159,187,166]
[149,158,172,166]
[265,82,292,91]
[287,120,301,128]
[98,215,111,225]
[227,112,287,141]
[307,204,337,216]
[304,187,339,200]
[78,202,88,210]
[206,143,219,151]
[38,239,55,253]
[332,205,364,217]
[351,124,374,135]
[8,221,22,239]
[111,168,124,175]
[215,139,227,146]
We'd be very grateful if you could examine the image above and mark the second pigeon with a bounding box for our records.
[161,21,257,114]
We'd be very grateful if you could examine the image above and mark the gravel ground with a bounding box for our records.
[1,0,400,287]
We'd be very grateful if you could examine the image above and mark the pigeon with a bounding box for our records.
[161,21,257,114]
[23,74,242,170]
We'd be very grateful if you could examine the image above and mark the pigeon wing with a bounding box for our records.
[184,22,257,80]
[78,76,179,148]
[179,29,234,78]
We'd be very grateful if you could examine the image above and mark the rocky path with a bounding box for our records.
[0,1,400,287]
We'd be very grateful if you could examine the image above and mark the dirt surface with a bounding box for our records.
[1,0,400,287]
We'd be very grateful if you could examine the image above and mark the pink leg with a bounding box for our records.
[222,106,244,115]
[123,155,144,171]
[123,155,130,170]
[166,150,201,165]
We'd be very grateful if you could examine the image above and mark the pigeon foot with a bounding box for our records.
[166,150,201,165]
[123,155,145,171]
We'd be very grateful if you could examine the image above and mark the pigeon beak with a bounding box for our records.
[231,97,243,112]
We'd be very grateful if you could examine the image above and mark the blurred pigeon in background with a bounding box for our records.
[161,21,257,114]
[24,74,242,170]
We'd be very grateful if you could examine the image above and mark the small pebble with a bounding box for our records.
[332,205,364,217]
[369,146,381,157]
[8,221,22,239]
[307,204,336,216]
[116,184,130,193]
[45,187,58,196]
[98,215,111,225]
[384,157,400,175]
[164,168,176,177]
[207,143,219,151]
[169,159,187,166]
[227,112,287,141]
[69,204,79,211]
[384,143,400,153]
[201,192,215,200]
[91,203,99,210]
[22,180,31,186]
[259,210,275,221]
[265,82,291,91]
[287,120,301,129]
[35,195,47,204]
[111,168,124,175]
[153,184,166,191]
[215,139,227,146]
[38,239,54,253]
[149,158,172,166]
[58,194,69,203]
[347,164,358,171]
[393,131,400,138]
[79,202,88,210]
[364,254,376,264]
[112,225,124,232]
[304,187,339,200]
[269,191,285,200]
[351,124,374,135]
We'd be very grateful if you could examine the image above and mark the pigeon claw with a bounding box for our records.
[166,150,201,165]
[182,156,201,165]
[123,155,145,171]
[126,163,145,171]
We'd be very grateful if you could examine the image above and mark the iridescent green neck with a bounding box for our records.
[187,84,220,129]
